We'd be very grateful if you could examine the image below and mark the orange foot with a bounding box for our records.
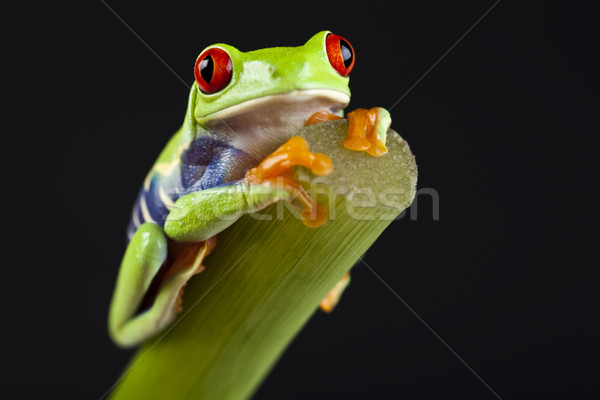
[306,107,390,157]
[320,272,351,313]
[305,110,344,126]
[245,136,333,227]
[164,237,217,313]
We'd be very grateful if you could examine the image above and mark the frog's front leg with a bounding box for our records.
[108,223,213,347]
[165,136,333,242]
[164,180,294,242]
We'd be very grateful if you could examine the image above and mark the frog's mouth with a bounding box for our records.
[203,89,350,161]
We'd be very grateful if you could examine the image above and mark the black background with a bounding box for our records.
[7,1,598,399]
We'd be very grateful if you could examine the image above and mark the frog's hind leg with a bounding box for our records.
[319,272,351,313]
[108,222,213,347]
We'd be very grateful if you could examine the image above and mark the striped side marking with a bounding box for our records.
[140,195,156,224]
[132,199,142,228]
[158,186,175,210]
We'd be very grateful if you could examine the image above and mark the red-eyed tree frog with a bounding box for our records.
[108,31,391,347]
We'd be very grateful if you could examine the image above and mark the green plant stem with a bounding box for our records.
[110,120,417,400]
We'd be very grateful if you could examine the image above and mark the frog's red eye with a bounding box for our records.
[194,47,233,94]
[326,33,355,77]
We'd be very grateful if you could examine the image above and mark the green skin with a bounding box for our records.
[109,31,390,347]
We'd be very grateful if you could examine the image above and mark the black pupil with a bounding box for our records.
[200,55,214,83]
[339,39,353,69]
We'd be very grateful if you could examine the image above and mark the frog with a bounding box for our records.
[108,31,391,347]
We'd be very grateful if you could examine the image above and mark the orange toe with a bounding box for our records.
[244,136,333,228]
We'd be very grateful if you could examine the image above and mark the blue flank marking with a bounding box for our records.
[126,136,255,241]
